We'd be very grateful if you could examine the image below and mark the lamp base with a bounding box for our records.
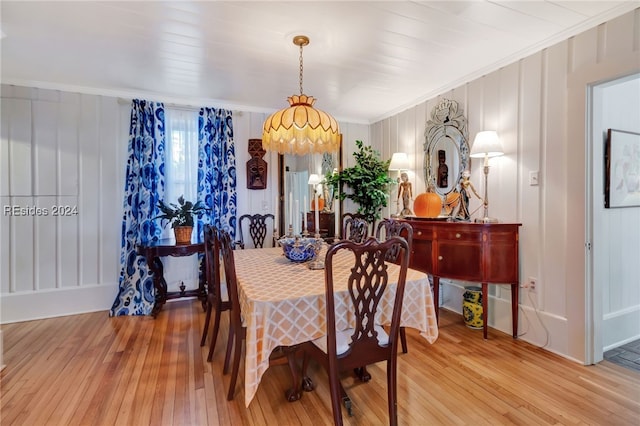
[475,217,499,224]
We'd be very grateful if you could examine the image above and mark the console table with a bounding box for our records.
[305,211,336,241]
[401,218,521,339]
[137,239,207,317]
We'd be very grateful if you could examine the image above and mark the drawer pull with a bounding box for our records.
[417,231,422,236]
[438,255,443,261]
[456,233,461,238]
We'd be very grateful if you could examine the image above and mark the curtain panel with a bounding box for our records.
[197,107,237,240]
[110,100,166,316]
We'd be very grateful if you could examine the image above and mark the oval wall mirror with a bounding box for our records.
[424,99,469,196]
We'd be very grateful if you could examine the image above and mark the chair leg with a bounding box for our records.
[328,374,345,426]
[200,303,212,347]
[387,359,398,426]
[206,307,222,362]
[400,327,408,354]
[226,331,243,401]
[223,327,234,374]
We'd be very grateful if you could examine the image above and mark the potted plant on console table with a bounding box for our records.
[155,195,209,244]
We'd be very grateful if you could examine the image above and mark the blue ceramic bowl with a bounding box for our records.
[278,237,316,262]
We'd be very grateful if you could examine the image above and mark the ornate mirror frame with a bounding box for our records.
[424,99,470,196]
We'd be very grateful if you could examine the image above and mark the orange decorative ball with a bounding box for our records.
[413,192,442,217]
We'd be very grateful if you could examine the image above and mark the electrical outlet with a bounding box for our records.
[526,277,537,292]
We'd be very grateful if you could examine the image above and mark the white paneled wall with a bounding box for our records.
[1,86,125,322]
[370,9,640,361]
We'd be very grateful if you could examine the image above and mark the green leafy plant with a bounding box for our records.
[324,140,395,222]
[155,195,209,228]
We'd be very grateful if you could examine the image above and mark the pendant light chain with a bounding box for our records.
[299,43,304,95]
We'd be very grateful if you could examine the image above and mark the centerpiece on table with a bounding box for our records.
[155,195,209,244]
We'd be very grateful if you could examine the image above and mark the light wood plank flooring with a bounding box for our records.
[2,300,639,425]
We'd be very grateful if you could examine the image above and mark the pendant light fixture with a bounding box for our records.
[262,35,341,155]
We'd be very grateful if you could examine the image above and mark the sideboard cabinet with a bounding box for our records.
[306,211,336,241]
[401,219,521,339]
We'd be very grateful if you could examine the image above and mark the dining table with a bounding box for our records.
[232,245,440,408]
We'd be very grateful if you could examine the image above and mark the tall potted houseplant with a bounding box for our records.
[155,195,209,244]
[324,140,395,223]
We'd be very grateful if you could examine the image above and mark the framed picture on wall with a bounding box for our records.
[605,128,640,208]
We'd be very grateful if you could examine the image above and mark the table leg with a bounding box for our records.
[482,282,488,339]
[198,255,208,311]
[511,283,518,339]
[284,349,302,402]
[432,276,440,323]
[148,256,168,317]
[269,346,309,402]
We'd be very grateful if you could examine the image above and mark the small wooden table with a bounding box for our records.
[136,239,207,317]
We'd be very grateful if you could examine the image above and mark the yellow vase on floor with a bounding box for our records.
[462,286,483,329]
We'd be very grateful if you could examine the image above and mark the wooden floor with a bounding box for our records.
[2,300,639,426]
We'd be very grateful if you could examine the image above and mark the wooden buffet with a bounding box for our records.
[400,218,521,339]
[305,211,336,241]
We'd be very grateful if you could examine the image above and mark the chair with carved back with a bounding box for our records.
[341,212,372,243]
[216,228,247,400]
[375,218,414,354]
[219,228,305,402]
[200,225,231,362]
[236,213,275,249]
[301,236,410,425]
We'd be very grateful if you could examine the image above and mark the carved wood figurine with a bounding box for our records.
[247,139,267,190]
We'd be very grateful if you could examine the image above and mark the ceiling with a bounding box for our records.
[1,1,636,123]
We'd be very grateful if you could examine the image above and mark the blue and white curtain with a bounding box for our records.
[197,107,237,241]
[110,100,166,316]
[110,103,237,316]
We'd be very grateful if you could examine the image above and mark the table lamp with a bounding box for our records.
[388,152,410,182]
[469,131,503,223]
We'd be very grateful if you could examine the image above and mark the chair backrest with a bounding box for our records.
[341,213,371,243]
[324,236,410,363]
[218,229,242,331]
[375,218,414,263]
[204,224,221,296]
[238,213,275,248]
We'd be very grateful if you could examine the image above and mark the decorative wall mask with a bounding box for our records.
[247,139,267,190]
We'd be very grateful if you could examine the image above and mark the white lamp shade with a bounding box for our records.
[470,131,504,158]
[389,152,410,170]
[308,174,322,185]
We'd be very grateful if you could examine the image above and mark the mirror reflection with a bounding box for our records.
[278,151,341,238]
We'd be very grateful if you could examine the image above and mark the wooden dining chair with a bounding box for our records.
[375,218,414,354]
[200,225,231,362]
[216,229,247,400]
[218,229,305,402]
[236,213,275,249]
[341,212,370,243]
[301,236,410,426]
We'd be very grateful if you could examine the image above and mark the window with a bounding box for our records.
[163,108,200,289]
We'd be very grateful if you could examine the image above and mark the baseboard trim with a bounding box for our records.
[1,284,119,324]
